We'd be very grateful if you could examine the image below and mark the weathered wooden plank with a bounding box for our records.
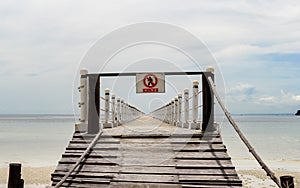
[62,153,118,158]
[52,177,111,184]
[67,143,119,150]
[176,159,234,167]
[174,148,227,152]
[182,184,242,188]
[172,144,225,149]
[179,175,240,181]
[70,140,120,144]
[54,164,120,173]
[66,146,119,151]
[51,179,110,188]
[173,168,239,176]
[171,140,223,144]
[109,182,181,188]
[52,171,116,178]
[59,157,120,164]
[113,174,178,183]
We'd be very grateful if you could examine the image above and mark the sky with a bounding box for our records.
[0,0,300,114]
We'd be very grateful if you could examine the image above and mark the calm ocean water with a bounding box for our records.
[0,115,75,167]
[0,114,299,170]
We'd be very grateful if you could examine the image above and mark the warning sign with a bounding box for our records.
[136,73,165,93]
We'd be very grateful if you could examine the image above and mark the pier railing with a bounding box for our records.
[151,67,216,131]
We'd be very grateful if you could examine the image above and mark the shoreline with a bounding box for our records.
[0,166,299,187]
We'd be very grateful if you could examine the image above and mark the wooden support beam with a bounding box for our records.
[88,74,100,134]
[280,175,294,188]
[202,72,215,132]
[8,163,24,188]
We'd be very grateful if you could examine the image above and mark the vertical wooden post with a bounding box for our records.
[8,163,24,188]
[280,176,294,188]
[202,67,215,132]
[87,74,100,134]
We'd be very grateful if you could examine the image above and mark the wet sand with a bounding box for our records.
[0,166,299,187]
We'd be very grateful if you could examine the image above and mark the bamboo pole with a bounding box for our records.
[54,130,103,188]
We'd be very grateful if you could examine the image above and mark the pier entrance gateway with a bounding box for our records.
[83,71,215,134]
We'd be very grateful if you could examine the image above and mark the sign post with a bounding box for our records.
[136,73,165,93]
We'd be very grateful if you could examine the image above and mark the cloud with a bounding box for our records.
[258,90,300,106]
[227,83,256,102]
[258,96,277,103]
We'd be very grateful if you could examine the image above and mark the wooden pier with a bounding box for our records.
[46,68,290,188]
[49,116,242,187]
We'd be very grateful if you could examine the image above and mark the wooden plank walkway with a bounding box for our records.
[49,116,242,187]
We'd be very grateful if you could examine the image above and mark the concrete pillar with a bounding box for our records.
[79,68,88,123]
[191,80,200,130]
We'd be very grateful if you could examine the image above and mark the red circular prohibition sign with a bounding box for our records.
[143,74,158,88]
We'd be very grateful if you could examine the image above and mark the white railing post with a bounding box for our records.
[169,102,172,124]
[164,104,168,123]
[174,97,178,126]
[178,93,182,127]
[170,100,173,125]
[121,99,124,123]
[104,88,110,123]
[191,80,200,129]
[125,103,128,122]
[117,98,121,125]
[184,88,189,128]
[103,88,112,128]
[79,68,88,124]
[172,100,175,126]
[111,94,117,127]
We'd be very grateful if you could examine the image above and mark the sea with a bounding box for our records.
[0,114,299,171]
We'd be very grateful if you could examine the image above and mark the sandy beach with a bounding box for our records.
[0,166,54,187]
[238,170,300,187]
[0,166,299,187]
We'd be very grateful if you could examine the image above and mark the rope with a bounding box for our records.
[196,90,203,96]
[207,77,281,188]
[54,130,103,187]
[187,90,202,100]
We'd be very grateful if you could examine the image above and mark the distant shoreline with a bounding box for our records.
[232,113,295,116]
